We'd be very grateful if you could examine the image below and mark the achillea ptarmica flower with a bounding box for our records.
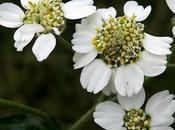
[94,89,175,130]
[0,0,96,61]
[72,1,173,96]
[166,0,175,36]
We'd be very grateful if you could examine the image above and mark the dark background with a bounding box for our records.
[0,0,175,129]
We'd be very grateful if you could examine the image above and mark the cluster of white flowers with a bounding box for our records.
[0,0,96,61]
[72,1,173,97]
[0,0,175,129]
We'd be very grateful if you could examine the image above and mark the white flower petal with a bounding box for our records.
[73,52,81,63]
[62,0,96,20]
[117,89,145,111]
[63,0,94,8]
[72,37,92,45]
[72,38,94,53]
[0,3,25,28]
[14,37,33,52]
[84,12,103,30]
[114,64,144,97]
[102,69,117,96]
[74,23,96,35]
[32,33,56,62]
[73,50,98,69]
[172,26,175,36]
[72,44,94,53]
[154,36,174,44]
[97,7,117,21]
[102,85,116,96]
[80,59,101,89]
[145,90,170,113]
[63,6,96,20]
[73,31,95,39]
[145,90,175,126]
[124,1,151,21]
[94,101,125,130]
[74,13,103,38]
[140,51,167,66]
[151,116,175,127]
[143,33,172,55]
[152,127,174,130]
[14,24,44,51]
[136,51,167,77]
[80,59,111,94]
[14,24,44,40]
[52,27,61,35]
[166,0,175,14]
[89,63,112,94]
[20,0,40,9]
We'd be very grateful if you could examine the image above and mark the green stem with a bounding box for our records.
[167,63,175,68]
[68,93,106,130]
[97,93,107,104]
[0,99,58,130]
[58,36,73,52]
[68,105,95,130]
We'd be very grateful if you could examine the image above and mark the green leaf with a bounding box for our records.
[0,114,61,130]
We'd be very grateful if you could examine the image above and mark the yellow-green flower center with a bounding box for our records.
[124,109,151,130]
[24,0,65,33]
[93,16,144,67]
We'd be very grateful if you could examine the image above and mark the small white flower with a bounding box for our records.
[72,1,173,96]
[0,0,96,62]
[166,0,175,36]
[94,89,175,130]
[166,0,175,14]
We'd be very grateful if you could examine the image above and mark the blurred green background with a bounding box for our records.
[0,0,175,129]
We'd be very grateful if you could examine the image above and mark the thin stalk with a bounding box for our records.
[68,105,95,130]
[58,36,73,52]
[68,93,106,130]
[0,99,58,130]
[167,63,175,68]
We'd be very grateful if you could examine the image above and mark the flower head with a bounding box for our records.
[166,0,175,36]
[72,1,173,96]
[93,89,175,130]
[0,0,96,61]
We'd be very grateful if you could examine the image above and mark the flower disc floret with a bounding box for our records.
[124,109,151,130]
[93,16,144,67]
[24,0,65,33]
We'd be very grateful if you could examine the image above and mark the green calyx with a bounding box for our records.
[124,109,151,130]
[24,0,65,33]
[93,15,144,67]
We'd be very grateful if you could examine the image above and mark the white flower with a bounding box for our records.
[166,0,175,14]
[166,0,175,36]
[0,0,96,62]
[93,89,175,130]
[72,1,173,96]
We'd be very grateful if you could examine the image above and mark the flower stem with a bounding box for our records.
[68,105,95,130]
[0,99,59,130]
[68,93,106,130]
[58,36,73,52]
[167,63,175,68]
